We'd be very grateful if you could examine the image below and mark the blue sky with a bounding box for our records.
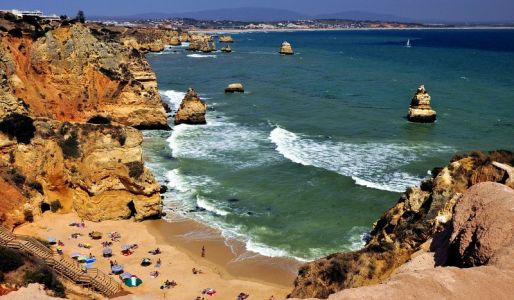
[1,0,513,22]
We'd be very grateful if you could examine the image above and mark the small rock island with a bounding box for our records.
[407,85,437,123]
[279,41,294,55]
[225,83,244,93]
[174,88,207,125]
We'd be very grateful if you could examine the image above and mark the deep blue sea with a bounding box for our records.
[143,29,514,261]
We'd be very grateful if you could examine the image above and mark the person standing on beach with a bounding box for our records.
[201,246,205,257]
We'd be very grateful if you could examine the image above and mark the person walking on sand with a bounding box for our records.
[201,246,205,257]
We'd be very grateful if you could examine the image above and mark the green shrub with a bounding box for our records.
[24,265,65,298]
[0,113,36,144]
[50,200,62,213]
[125,161,144,179]
[24,210,34,222]
[58,131,81,158]
[28,181,44,194]
[0,246,24,272]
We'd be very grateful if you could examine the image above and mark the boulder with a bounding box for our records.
[221,45,232,53]
[448,182,514,267]
[225,83,244,93]
[174,88,207,125]
[219,35,234,43]
[407,85,437,123]
[280,41,294,55]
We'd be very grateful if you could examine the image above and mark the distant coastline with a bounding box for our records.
[190,26,514,34]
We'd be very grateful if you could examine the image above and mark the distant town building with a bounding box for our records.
[0,9,60,20]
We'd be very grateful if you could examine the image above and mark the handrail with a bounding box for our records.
[0,226,122,297]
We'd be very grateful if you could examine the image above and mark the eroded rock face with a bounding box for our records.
[174,88,207,125]
[188,33,216,52]
[448,182,514,267]
[219,35,234,43]
[0,15,165,227]
[0,17,168,129]
[290,151,514,298]
[407,85,437,123]
[280,41,294,55]
[0,117,161,223]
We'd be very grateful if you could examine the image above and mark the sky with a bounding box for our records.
[1,0,514,22]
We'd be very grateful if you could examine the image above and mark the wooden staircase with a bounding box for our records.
[0,226,122,297]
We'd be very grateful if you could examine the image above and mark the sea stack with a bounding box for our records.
[174,88,207,125]
[279,41,294,55]
[225,83,244,93]
[407,85,437,123]
[221,45,232,53]
[219,35,234,43]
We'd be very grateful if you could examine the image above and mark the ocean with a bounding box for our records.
[142,29,514,261]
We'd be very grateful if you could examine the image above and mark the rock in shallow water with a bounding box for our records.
[225,83,244,93]
[280,41,294,55]
[174,88,207,125]
[407,85,437,123]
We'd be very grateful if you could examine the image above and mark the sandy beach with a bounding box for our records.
[14,212,297,299]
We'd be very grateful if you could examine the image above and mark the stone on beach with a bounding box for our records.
[407,85,437,123]
[174,88,207,125]
[225,83,244,93]
[279,41,294,55]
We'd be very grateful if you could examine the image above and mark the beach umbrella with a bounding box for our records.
[102,247,112,257]
[84,262,94,269]
[85,257,96,263]
[70,252,81,258]
[77,256,88,262]
[111,265,123,274]
[120,272,132,280]
[47,237,56,244]
[124,276,143,287]
[140,258,152,267]
[121,244,131,251]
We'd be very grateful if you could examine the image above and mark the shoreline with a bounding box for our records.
[146,218,301,287]
[14,212,294,299]
[190,26,514,34]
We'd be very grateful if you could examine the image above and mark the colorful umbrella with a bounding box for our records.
[47,237,56,244]
[124,276,143,287]
[77,256,88,262]
[102,247,112,257]
[111,265,123,274]
[121,244,131,251]
[70,252,81,258]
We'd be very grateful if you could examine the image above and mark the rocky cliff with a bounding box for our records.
[290,150,514,298]
[0,14,168,129]
[0,13,165,228]
[305,182,514,300]
[87,24,182,52]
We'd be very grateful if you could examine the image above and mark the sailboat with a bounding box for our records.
[406,39,412,48]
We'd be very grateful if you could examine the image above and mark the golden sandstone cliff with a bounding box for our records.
[0,16,168,129]
[290,150,514,298]
[0,12,166,228]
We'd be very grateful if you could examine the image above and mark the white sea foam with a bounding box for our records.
[160,90,185,110]
[269,127,452,192]
[196,195,229,216]
[187,53,217,58]
[167,118,277,169]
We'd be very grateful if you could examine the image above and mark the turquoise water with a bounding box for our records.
[143,29,514,261]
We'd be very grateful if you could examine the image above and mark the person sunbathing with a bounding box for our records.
[148,248,161,255]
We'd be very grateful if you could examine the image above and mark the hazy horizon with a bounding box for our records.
[1,0,514,23]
